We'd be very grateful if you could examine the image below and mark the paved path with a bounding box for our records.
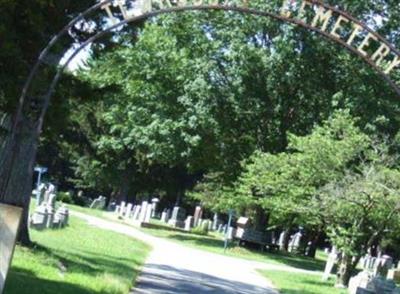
[71,211,319,294]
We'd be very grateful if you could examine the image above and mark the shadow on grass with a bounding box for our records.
[168,233,224,248]
[167,234,325,272]
[32,243,143,278]
[5,268,92,294]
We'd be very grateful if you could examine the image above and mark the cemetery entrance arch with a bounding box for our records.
[17,0,400,133]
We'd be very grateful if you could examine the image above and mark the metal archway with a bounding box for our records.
[14,0,400,135]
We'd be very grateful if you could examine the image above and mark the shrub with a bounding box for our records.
[191,224,209,236]
[57,191,73,204]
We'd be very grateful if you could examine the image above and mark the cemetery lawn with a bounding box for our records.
[5,216,151,294]
[259,270,347,294]
[68,205,327,272]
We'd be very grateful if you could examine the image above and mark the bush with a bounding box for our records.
[191,224,209,236]
[57,191,73,204]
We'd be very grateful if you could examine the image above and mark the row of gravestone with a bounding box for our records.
[30,184,69,230]
[322,247,400,294]
[348,255,400,294]
[159,206,233,235]
[115,200,159,225]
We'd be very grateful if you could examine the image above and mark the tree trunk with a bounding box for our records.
[305,230,322,258]
[115,171,131,203]
[0,114,39,246]
[253,206,269,231]
[336,254,354,287]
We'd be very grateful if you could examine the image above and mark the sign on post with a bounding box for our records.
[0,203,23,294]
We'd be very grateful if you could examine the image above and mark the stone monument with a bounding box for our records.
[168,206,186,228]
[193,206,203,227]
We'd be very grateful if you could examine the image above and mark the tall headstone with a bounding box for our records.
[168,206,186,228]
[139,201,148,222]
[151,198,159,218]
[278,231,286,248]
[125,203,133,219]
[212,213,219,231]
[322,247,339,281]
[114,205,120,214]
[193,206,203,227]
[288,231,302,253]
[0,204,23,294]
[36,183,46,205]
[133,205,141,220]
[119,201,126,217]
[144,205,153,223]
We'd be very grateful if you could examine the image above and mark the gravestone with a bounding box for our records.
[349,271,373,294]
[201,220,210,232]
[374,255,393,278]
[226,226,236,240]
[161,209,169,223]
[212,213,219,231]
[139,201,148,222]
[184,216,194,231]
[278,231,286,249]
[144,205,153,223]
[125,203,133,219]
[217,224,223,233]
[322,247,339,281]
[0,204,23,294]
[36,183,46,205]
[387,262,400,283]
[367,276,397,294]
[133,205,141,220]
[56,205,69,227]
[168,207,186,228]
[288,231,302,253]
[30,205,49,230]
[114,205,120,214]
[151,198,159,218]
[89,196,106,210]
[193,206,203,227]
[208,220,213,231]
[119,202,126,217]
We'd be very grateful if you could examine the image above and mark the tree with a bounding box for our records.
[319,155,400,286]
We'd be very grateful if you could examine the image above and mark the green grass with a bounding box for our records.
[5,216,151,294]
[259,270,347,294]
[68,204,326,272]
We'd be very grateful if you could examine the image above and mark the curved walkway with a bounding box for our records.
[71,211,303,294]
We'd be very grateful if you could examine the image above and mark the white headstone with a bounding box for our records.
[184,216,194,231]
[125,203,133,218]
[133,205,141,220]
[119,201,126,217]
[144,205,153,223]
[139,201,148,222]
[161,210,169,223]
[322,247,339,281]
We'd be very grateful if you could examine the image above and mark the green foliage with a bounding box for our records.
[57,191,73,204]
[191,225,209,236]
